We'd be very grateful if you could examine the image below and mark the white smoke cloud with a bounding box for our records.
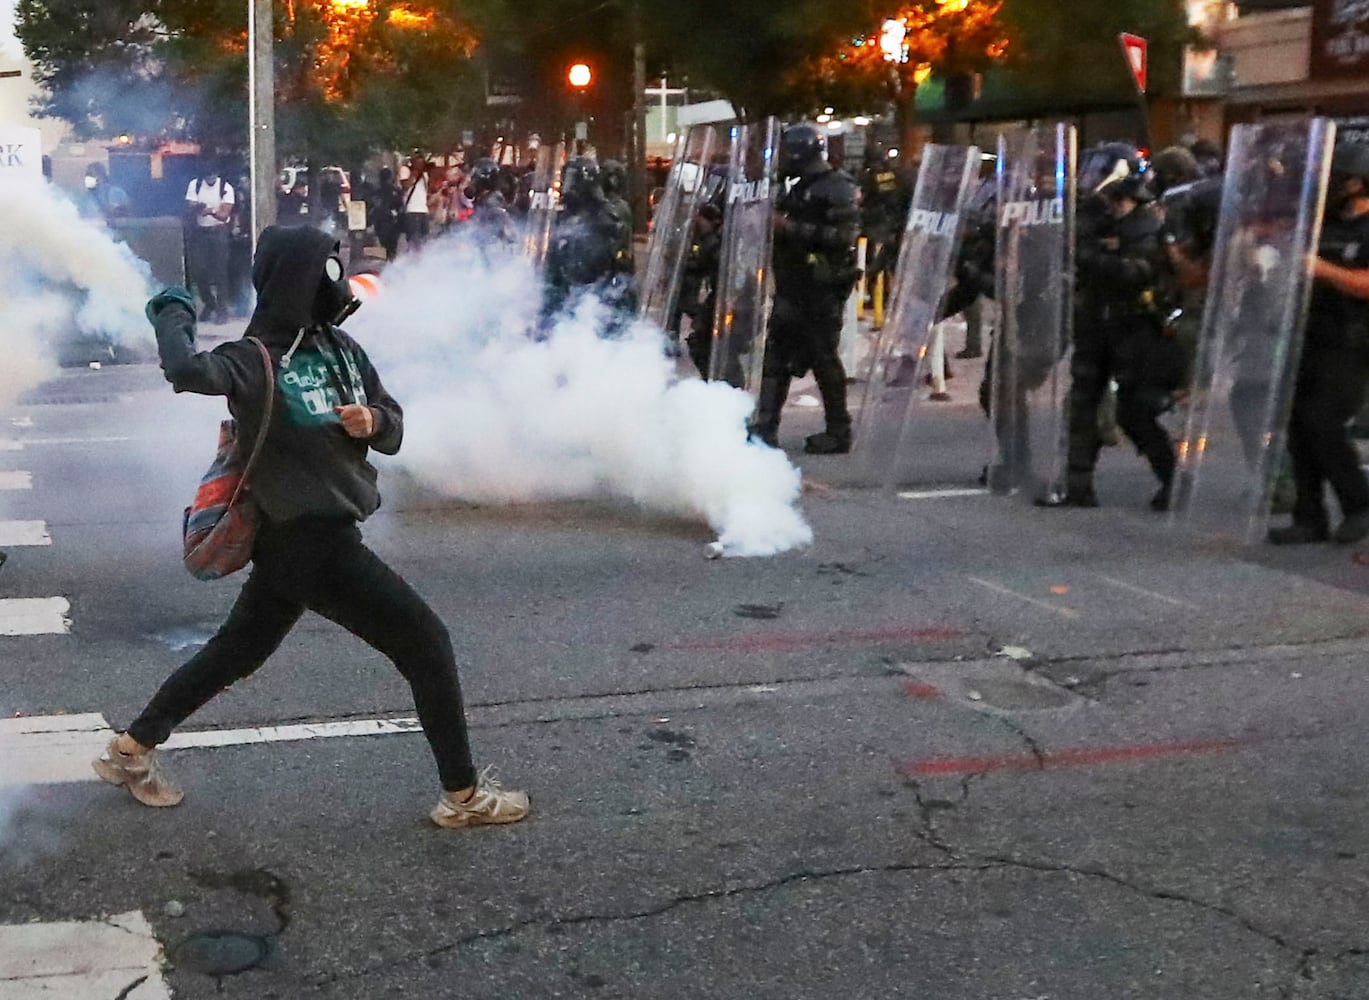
[0,178,152,407]
[351,239,812,557]
[0,0,17,55]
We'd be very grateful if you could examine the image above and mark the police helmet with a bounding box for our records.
[1103,171,1154,205]
[1332,142,1369,183]
[600,159,628,196]
[778,123,826,179]
[469,157,500,195]
[1080,141,1142,197]
[560,156,603,207]
[1149,146,1199,197]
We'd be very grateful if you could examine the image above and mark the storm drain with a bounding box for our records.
[170,929,271,976]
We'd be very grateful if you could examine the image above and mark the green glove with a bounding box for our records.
[145,286,197,324]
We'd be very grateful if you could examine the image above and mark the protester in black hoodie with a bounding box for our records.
[93,226,529,830]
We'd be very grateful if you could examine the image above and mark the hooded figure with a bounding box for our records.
[92,226,530,830]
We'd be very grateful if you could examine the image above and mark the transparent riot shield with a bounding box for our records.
[850,144,981,488]
[987,124,1077,501]
[1171,119,1336,543]
[638,126,717,336]
[523,141,565,270]
[709,118,779,392]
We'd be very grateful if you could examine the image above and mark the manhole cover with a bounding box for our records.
[170,930,270,976]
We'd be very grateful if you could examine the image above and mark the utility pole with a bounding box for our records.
[249,0,277,246]
[629,2,648,233]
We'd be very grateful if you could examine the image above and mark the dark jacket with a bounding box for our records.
[1307,209,1369,353]
[1076,202,1167,324]
[772,165,861,301]
[153,225,403,524]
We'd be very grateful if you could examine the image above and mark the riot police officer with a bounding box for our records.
[465,157,516,247]
[1048,153,1184,509]
[542,156,634,323]
[681,202,726,381]
[600,160,635,265]
[1268,142,1369,544]
[753,123,861,454]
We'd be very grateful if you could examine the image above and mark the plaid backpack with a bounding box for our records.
[182,337,275,581]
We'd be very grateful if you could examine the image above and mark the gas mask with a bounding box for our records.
[312,254,359,326]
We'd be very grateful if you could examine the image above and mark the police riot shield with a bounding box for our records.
[850,144,981,488]
[987,124,1077,501]
[523,142,565,270]
[709,118,779,392]
[1171,119,1336,543]
[638,126,717,334]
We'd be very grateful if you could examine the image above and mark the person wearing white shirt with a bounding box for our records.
[401,155,430,250]
[185,167,236,323]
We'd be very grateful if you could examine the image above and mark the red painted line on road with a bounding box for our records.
[902,682,943,700]
[897,737,1250,778]
[671,626,964,654]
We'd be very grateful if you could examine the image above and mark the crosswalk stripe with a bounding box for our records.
[0,597,71,636]
[0,521,50,547]
[0,910,171,999]
[0,472,31,490]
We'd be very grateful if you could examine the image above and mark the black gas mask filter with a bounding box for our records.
[313,253,359,326]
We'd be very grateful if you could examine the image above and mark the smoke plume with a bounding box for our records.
[0,178,152,406]
[351,239,812,557]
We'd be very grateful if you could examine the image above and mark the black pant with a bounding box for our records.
[128,517,476,791]
[1067,319,1182,490]
[755,293,850,439]
[1288,346,1369,530]
[187,226,230,317]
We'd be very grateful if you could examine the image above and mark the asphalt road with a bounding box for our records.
[2,351,1369,999]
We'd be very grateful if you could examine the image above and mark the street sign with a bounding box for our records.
[1119,33,1148,94]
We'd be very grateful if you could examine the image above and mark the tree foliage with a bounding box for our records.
[789,0,1010,118]
[15,0,483,160]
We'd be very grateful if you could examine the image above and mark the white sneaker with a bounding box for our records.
[430,767,529,830]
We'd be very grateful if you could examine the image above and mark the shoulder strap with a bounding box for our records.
[225,337,275,509]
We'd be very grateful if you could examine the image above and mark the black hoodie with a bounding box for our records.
[153,225,403,523]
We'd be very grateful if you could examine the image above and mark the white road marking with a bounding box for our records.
[967,576,1079,619]
[9,417,34,429]
[4,675,905,787]
[0,472,32,491]
[0,910,171,999]
[0,521,50,547]
[1095,573,1199,610]
[0,440,20,452]
[0,598,72,637]
[898,488,991,500]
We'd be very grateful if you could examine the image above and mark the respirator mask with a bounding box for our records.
[312,254,359,326]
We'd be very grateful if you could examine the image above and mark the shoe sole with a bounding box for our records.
[430,809,530,830]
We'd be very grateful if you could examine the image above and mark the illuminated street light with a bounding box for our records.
[567,62,593,89]
[879,18,907,63]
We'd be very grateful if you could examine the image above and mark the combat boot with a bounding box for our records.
[807,367,852,455]
[749,375,790,449]
[1036,471,1099,508]
[804,431,852,455]
[1268,522,1329,545]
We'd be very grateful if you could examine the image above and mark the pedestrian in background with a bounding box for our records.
[400,155,431,251]
[184,163,235,324]
[92,225,530,831]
